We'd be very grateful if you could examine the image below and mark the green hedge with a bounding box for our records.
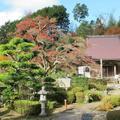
[14,100,56,115]
[14,100,40,115]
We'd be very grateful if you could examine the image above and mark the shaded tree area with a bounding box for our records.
[0,20,20,44]
[76,21,94,38]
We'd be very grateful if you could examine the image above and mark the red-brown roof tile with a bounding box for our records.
[86,35,120,60]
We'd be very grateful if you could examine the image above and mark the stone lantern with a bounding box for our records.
[38,86,47,116]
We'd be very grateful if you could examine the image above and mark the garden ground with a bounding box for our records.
[1,101,120,120]
[0,102,107,120]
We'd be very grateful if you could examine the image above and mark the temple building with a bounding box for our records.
[86,35,120,78]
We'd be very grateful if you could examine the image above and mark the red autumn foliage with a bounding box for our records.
[16,16,57,42]
[105,26,120,35]
[16,16,95,73]
[16,18,36,31]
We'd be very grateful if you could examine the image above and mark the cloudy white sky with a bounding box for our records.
[0,0,59,26]
[0,0,120,26]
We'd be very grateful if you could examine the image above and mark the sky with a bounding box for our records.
[0,0,120,26]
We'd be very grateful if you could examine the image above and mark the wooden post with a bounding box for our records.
[114,65,117,76]
[64,99,67,110]
[100,59,103,79]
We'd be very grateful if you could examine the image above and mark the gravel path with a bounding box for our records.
[52,102,107,120]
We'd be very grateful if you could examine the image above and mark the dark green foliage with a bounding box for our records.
[2,86,17,108]
[73,3,88,22]
[76,21,93,38]
[44,77,55,92]
[31,5,69,31]
[42,76,67,104]
[0,20,19,44]
[0,38,45,105]
[54,88,67,104]
[47,87,67,104]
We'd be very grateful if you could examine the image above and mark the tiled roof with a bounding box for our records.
[86,35,120,60]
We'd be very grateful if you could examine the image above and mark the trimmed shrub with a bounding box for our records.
[86,90,103,103]
[75,92,85,103]
[14,100,40,115]
[67,90,75,104]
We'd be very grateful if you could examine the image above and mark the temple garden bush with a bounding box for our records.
[72,86,83,93]
[98,95,120,111]
[102,95,120,107]
[72,76,88,91]
[85,89,103,103]
[47,101,57,114]
[98,102,113,111]
[88,79,107,91]
[72,76,107,92]
[67,76,107,104]
[47,87,67,104]
[75,91,85,103]
[67,90,75,104]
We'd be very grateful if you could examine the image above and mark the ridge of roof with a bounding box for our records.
[87,35,120,38]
